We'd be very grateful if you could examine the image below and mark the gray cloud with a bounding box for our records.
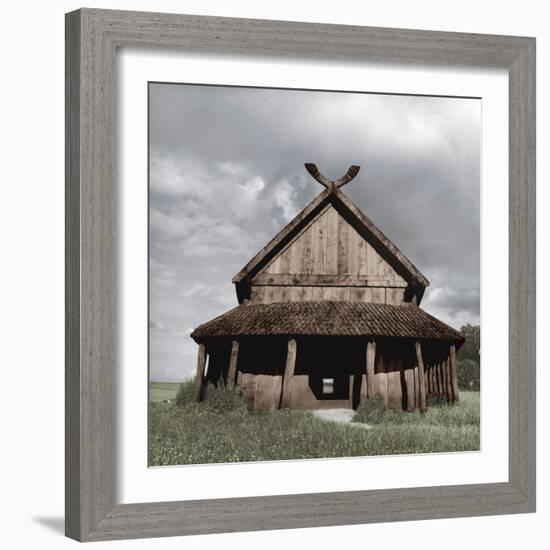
[149,83,480,381]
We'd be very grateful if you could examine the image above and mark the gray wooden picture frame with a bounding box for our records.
[65,8,536,542]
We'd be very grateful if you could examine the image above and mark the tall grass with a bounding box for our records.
[149,383,480,466]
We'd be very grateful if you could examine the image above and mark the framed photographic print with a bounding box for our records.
[65,8,536,542]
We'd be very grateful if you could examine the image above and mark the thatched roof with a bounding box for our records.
[191,301,464,343]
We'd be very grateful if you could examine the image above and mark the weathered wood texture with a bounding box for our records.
[445,357,453,404]
[373,352,388,405]
[66,7,535,542]
[404,367,415,411]
[226,340,239,389]
[415,341,427,412]
[280,338,297,408]
[450,344,460,402]
[194,343,207,402]
[365,339,376,398]
[251,284,403,303]
[387,366,402,410]
[260,204,406,283]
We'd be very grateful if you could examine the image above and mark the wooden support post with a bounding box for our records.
[414,365,420,407]
[280,338,297,408]
[226,340,239,389]
[415,341,427,413]
[194,343,207,402]
[404,367,415,411]
[440,359,447,402]
[359,373,367,405]
[445,356,453,403]
[426,366,432,396]
[450,344,460,403]
[424,365,430,398]
[436,363,443,401]
[366,339,376,398]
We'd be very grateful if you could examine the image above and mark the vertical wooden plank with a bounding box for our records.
[337,215,349,275]
[280,338,297,408]
[325,206,338,274]
[272,286,283,302]
[289,287,309,301]
[404,367,415,411]
[239,373,257,408]
[435,363,443,401]
[441,358,448,403]
[263,286,275,304]
[438,361,444,402]
[348,226,359,276]
[251,286,265,303]
[279,286,291,301]
[332,287,350,300]
[358,237,369,276]
[365,287,385,303]
[300,226,314,274]
[415,341,427,412]
[226,340,239,389]
[387,364,402,411]
[320,286,332,301]
[265,256,280,275]
[236,370,242,390]
[426,365,431,396]
[194,343,207,402]
[373,347,388,405]
[366,339,376,398]
[312,208,328,274]
[425,365,431,395]
[311,286,323,300]
[359,373,367,405]
[350,287,367,301]
[254,375,282,411]
[445,356,453,404]
[385,288,403,305]
[368,242,383,279]
[279,247,291,274]
[294,287,312,302]
[450,344,460,403]
[288,234,302,274]
[349,374,354,405]
[414,365,420,406]
[373,370,389,406]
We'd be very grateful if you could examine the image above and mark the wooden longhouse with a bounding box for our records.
[191,163,464,412]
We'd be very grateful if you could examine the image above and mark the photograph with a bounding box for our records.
[148,82,481,466]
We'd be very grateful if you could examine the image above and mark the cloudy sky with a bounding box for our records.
[149,83,480,382]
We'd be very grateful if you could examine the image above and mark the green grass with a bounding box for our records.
[149,382,480,466]
[149,381,180,402]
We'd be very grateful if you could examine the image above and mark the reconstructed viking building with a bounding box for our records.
[191,164,464,412]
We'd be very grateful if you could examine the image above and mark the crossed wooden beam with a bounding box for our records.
[304,163,360,190]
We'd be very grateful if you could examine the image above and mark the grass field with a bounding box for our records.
[149,381,480,466]
[149,381,180,402]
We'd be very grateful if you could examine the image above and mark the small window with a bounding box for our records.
[322,378,334,395]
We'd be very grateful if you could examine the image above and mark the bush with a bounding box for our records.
[353,394,387,424]
[457,359,480,391]
[175,378,196,407]
[175,379,248,414]
[202,383,249,414]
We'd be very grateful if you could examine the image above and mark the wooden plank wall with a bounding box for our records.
[250,285,406,303]
[262,205,406,282]
[250,206,409,305]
